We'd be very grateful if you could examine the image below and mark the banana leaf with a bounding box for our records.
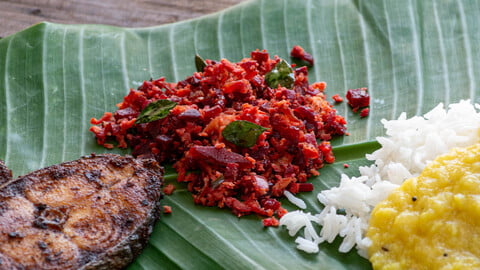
[0,0,479,269]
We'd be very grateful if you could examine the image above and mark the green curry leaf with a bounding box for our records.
[265,59,295,89]
[222,120,267,148]
[195,54,207,72]
[135,99,177,124]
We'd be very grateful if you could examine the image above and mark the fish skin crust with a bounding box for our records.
[0,160,12,187]
[0,154,164,270]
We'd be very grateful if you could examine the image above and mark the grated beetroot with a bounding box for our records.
[90,49,347,220]
[163,184,176,195]
[332,94,343,103]
[360,107,370,118]
[262,217,280,227]
[346,87,370,113]
[290,45,314,66]
[163,205,172,214]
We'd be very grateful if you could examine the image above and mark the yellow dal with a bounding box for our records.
[367,143,480,270]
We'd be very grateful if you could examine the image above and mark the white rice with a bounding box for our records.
[284,190,307,209]
[279,100,480,258]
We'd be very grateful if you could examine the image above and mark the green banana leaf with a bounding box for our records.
[1,0,479,269]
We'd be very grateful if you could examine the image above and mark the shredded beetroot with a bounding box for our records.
[163,184,176,195]
[90,48,346,220]
[290,45,314,66]
[360,107,370,118]
[163,205,172,214]
[262,217,280,227]
[298,183,314,192]
[332,94,343,103]
[346,87,370,113]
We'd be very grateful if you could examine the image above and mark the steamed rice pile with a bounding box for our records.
[280,100,480,257]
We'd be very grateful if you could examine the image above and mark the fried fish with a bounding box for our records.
[0,154,163,269]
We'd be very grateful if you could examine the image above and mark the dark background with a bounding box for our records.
[0,0,246,37]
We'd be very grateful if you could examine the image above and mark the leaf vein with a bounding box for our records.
[61,28,68,161]
[147,29,154,79]
[266,228,315,268]
[408,0,425,115]
[239,3,246,55]
[79,26,87,155]
[3,37,13,164]
[432,0,450,105]
[169,26,179,82]
[456,0,475,102]
[306,0,319,81]
[217,11,225,59]
[358,0,373,138]
[156,219,222,269]
[383,0,398,120]
[259,0,266,50]
[100,29,107,114]
[229,221,288,270]
[282,0,290,52]
[40,25,49,168]
[333,0,349,141]
[193,19,200,56]
[164,196,266,269]
[120,31,130,92]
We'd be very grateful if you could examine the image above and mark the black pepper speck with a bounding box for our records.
[37,241,48,250]
[8,232,24,238]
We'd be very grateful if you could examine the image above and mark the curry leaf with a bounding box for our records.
[135,100,177,124]
[265,59,295,89]
[222,120,267,148]
[195,54,207,72]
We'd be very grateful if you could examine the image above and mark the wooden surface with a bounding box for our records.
[0,0,247,38]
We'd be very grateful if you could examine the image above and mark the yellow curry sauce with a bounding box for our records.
[367,143,480,270]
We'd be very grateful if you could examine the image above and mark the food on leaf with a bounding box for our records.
[195,54,207,72]
[290,45,314,66]
[346,87,370,113]
[332,94,343,103]
[222,120,268,148]
[90,49,346,220]
[360,108,369,118]
[264,59,295,88]
[163,183,175,195]
[135,99,177,124]
[280,100,480,258]
[368,144,480,269]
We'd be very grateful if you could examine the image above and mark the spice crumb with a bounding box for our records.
[262,217,279,227]
[290,45,314,66]
[163,184,176,195]
[332,94,343,103]
[8,232,24,238]
[360,108,370,118]
[412,196,417,202]
[163,205,172,214]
